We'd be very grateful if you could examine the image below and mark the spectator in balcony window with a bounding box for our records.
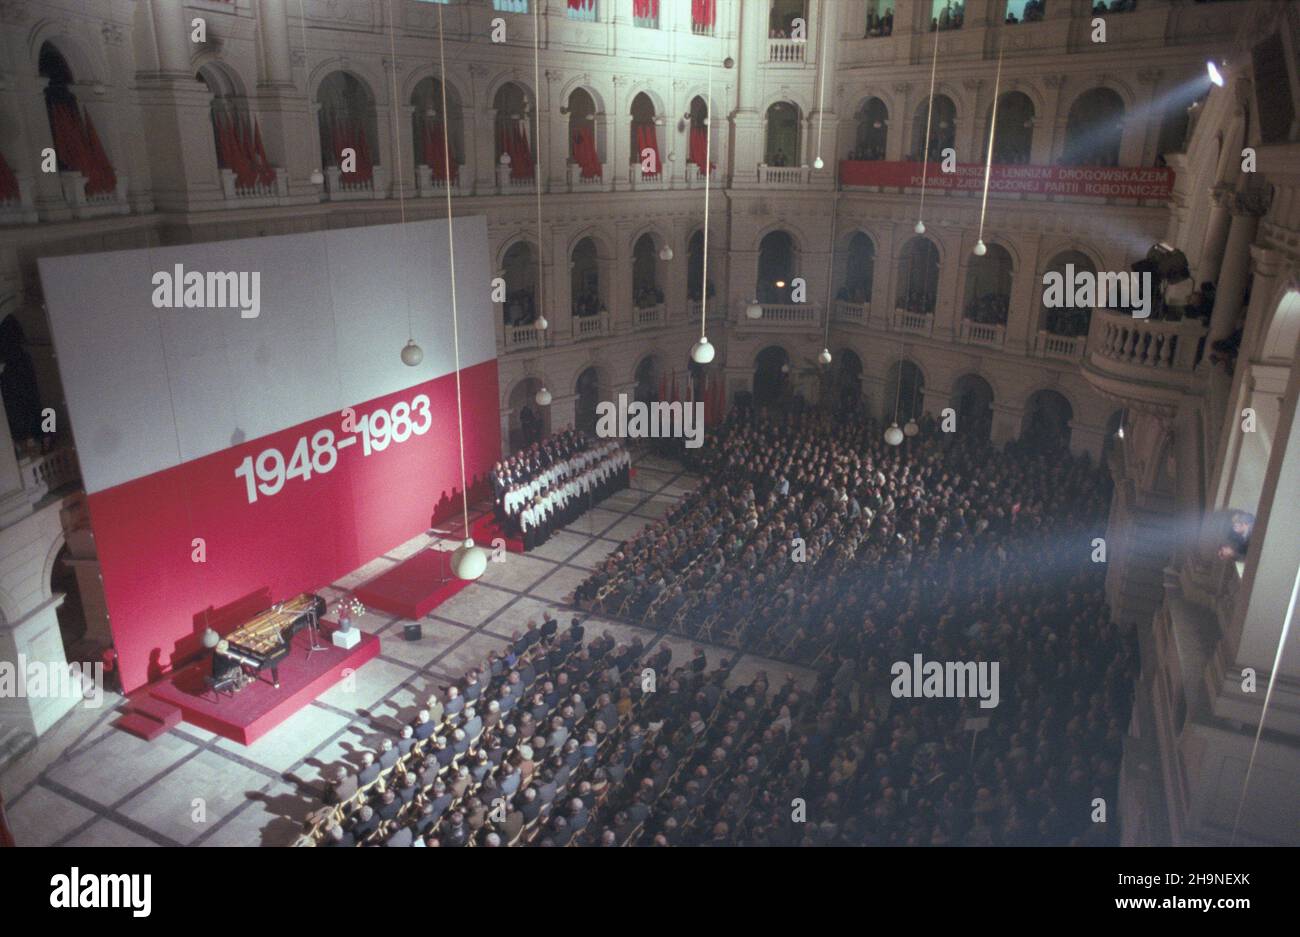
[1217,511,1254,561]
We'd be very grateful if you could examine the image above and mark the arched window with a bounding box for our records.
[411,77,463,182]
[984,91,1034,165]
[40,42,117,197]
[951,374,994,440]
[502,241,538,326]
[575,366,602,435]
[509,378,550,450]
[963,243,1013,325]
[833,349,864,413]
[1040,250,1096,336]
[687,96,712,172]
[896,237,940,314]
[1004,0,1046,24]
[571,237,602,317]
[852,98,889,161]
[757,231,796,303]
[1062,88,1124,167]
[911,95,956,161]
[630,92,661,177]
[632,234,663,308]
[197,63,261,188]
[494,82,535,179]
[929,0,965,32]
[754,346,791,408]
[634,355,661,403]
[885,360,925,424]
[769,0,806,37]
[765,102,800,166]
[865,0,895,37]
[567,88,601,178]
[839,233,875,304]
[1022,389,1073,452]
[317,71,379,184]
[687,230,712,301]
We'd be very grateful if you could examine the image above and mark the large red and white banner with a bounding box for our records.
[839,160,1175,200]
[39,219,499,693]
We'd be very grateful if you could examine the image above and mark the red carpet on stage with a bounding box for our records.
[472,514,524,554]
[353,547,473,619]
[148,623,380,745]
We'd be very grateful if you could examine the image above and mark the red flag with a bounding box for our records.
[82,108,116,196]
[253,119,276,186]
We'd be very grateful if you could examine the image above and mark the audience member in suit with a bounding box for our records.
[357,752,381,787]
[413,709,436,740]
[323,765,358,805]
[378,738,399,769]
[396,725,417,756]
[325,824,355,847]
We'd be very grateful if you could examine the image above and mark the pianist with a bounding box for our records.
[212,639,245,690]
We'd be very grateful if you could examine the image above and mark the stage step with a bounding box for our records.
[130,695,183,730]
[112,711,172,742]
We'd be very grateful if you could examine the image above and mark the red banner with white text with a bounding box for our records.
[839,160,1174,201]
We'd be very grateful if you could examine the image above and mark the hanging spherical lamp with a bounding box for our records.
[534,313,549,331]
[745,300,764,320]
[884,423,904,446]
[310,168,325,185]
[691,337,715,364]
[813,156,824,170]
[659,245,674,261]
[201,627,220,649]
[535,386,552,406]
[914,220,926,235]
[401,339,424,367]
[450,538,487,581]
[903,419,920,437]
[499,152,512,165]
[973,239,987,257]
[818,348,832,365]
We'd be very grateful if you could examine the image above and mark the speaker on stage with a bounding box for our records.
[403,623,423,641]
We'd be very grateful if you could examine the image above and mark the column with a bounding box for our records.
[1207,189,1271,346]
[1199,184,1235,285]
[253,0,318,199]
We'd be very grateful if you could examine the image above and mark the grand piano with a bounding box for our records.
[217,593,327,689]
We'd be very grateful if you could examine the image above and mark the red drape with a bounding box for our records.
[687,123,715,171]
[567,0,595,10]
[633,0,659,19]
[49,102,117,197]
[571,125,601,178]
[423,119,458,181]
[0,789,14,847]
[81,111,116,196]
[692,0,716,29]
[331,117,374,185]
[252,120,276,187]
[634,123,660,177]
[500,121,533,179]
[0,149,17,203]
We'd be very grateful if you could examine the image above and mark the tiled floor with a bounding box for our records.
[0,453,816,847]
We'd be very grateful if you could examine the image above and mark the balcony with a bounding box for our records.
[504,323,546,352]
[633,304,665,330]
[891,308,934,337]
[629,164,667,191]
[566,162,610,192]
[832,300,870,325]
[683,163,716,189]
[58,171,129,218]
[758,164,811,186]
[0,172,38,225]
[571,311,611,341]
[959,319,1006,349]
[744,304,820,328]
[219,167,289,207]
[1082,308,1208,407]
[496,164,536,195]
[19,446,80,501]
[415,165,465,198]
[324,165,390,201]
[1034,330,1086,362]
[768,39,806,63]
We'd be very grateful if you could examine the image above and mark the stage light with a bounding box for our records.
[1116,425,1125,440]
[813,156,824,170]
[903,419,920,438]
[1207,61,1224,87]
[401,339,424,367]
[973,240,987,256]
[659,245,674,261]
[818,348,832,365]
[884,423,904,446]
[310,168,324,185]
[914,220,926,234]
[691,337,715,364]
[535,386,552,406]
[746,301,764,319]
[775,280,786,288]
[451,539,487,580]
[535,314,548,331]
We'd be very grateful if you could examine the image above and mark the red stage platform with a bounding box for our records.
[471,514,524,554]
[147,623,380,745]
[353,547,474,619]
